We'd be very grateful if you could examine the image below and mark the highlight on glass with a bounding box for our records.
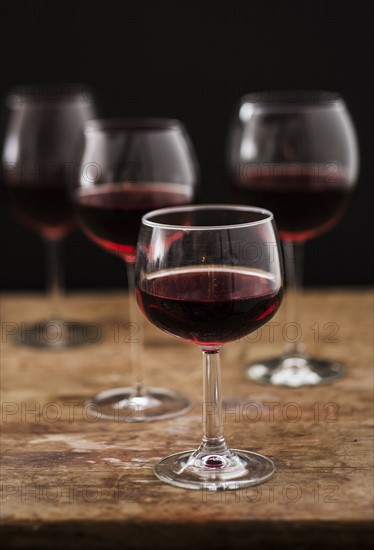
[73,118,199,421]
[136,205,283,490]
[227,90,359,386]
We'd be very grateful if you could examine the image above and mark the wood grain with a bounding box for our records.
[1,290,373,549]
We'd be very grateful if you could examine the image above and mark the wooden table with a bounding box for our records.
[1,290,373,549]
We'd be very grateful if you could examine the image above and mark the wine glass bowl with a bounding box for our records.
[73,118,199,420]
[2,83,98,347]
[227,90,359,386]
[75,118,197,263]
[136,205,283,489]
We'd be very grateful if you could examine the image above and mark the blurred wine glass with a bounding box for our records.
[227,90,359,386]
[2,83,98,347]
[73,118,199,420]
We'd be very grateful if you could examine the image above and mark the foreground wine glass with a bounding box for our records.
[227,91,359,386]
[73,118,199,420]
[136,205,283,490]
[2,84,97,347]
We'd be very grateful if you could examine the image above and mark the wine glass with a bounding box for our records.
[136,205,283,490]
[2,84,97,347]
[73,118,199,421]
[227,91,359,386]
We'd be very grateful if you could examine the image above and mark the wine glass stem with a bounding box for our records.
[283,240,305,356]
[44,237,64,320]
[199,348,228,455]
[125,260,145,397]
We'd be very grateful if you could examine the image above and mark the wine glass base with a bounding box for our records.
[12,319,94,348]
[245,356,345,387]
[86,386,191,422]
[154,449,275,490]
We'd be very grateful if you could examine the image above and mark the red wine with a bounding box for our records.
[137,266,282,346]
[231,169,351,241]
[74,183,194,262]
[8,183,75,239]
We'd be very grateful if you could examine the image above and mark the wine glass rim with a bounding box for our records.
[142,204,274,230]
[240,90,345,109]
[5,83,95,108]
[84,117,184,133]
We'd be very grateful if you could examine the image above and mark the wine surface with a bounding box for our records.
[137,266,282,346]
[9,183,75,239]
[75,183,193,262]
[231,171,351,241]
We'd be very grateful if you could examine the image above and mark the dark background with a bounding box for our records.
[1,0,373,289]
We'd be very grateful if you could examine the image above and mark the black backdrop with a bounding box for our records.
[1,0,373,289]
